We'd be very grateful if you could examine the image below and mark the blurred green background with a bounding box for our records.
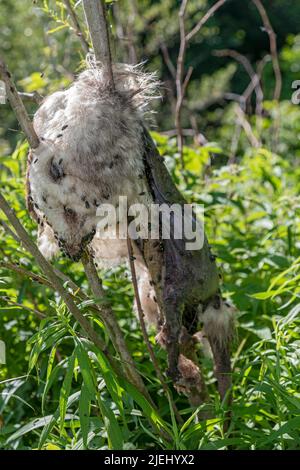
[1,0,300,153]
[1,0,300,451]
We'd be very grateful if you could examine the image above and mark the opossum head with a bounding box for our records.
[29,142,99,261]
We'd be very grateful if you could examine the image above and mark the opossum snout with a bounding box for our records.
[62,228,96,262]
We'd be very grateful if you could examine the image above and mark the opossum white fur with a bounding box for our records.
[29,63,158,259]
[28,62,160,322]
[199,301,235,348]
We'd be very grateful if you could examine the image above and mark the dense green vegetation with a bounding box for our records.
[1,0,300,450]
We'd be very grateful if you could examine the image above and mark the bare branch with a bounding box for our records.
[0,58,39,148]
[0,219,20,243]
[63,0,90,54]
[252,0,282,101]
[214,49,263,114]
[18,91,44,105]
[243,54,270,115]
[175,0,189,170]
[186,0,227,42]
[0,261,54,291]
[174,0,227,170]
[160,42,176,79]
[0,257,122,329]
[1,296,46,320]
[235,105,261,148]
[82,0,114,89]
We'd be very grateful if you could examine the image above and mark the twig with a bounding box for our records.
[234,105,261,148]
[160,42,176,79]
[82,0,114,89]
[222,55,270,160]
[214,49,263,114]
[0,259,124,329]
[252,0,282,101]
[0,297,46,320]
[0,218,130,321]
[0,58,39,148]
[18,91,44,104]
[81,250,152,402]
[0,219,20,243]
[175,0,227,170]
[126,236,183,425]
[0,261,54,291]
[63,0,90,54]
[242,54,270,115]
[126,0,138,64]
[175,0,189,171]
[185,0,227,42]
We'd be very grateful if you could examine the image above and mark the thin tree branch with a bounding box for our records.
[252,0,282,101]
[0,58,39,148]
[234,104,261,148]
[175,0,227,170]
[18,91,44,104]
[160,42,176,79]
[220,54,270,160]
[214,49,264,114]
[186,0,227,42]
[63,0,90,54]
[82,0,114,89]
[0,261,54,291]
[175,0,188,171]
[0,219,20,243]
[0,218,126,314]
[0,296,46,320]
[0,258,126,331]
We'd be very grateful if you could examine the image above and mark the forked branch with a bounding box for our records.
[252,0,282,101]
[63,0,90,54]
[82,0,114,89]
[175,0,227,169]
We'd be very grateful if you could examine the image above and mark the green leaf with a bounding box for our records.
[75,341,97,396]
[59,353,75,433]
[79,383,91,449]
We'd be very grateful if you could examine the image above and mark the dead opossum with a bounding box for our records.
[26,63,234,406]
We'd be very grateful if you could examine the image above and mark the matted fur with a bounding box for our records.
[27,62,160,321]
[200,301,235,348]
[28,63,158,261]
